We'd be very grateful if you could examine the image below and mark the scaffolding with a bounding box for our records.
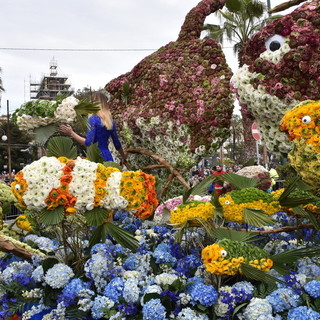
[30,58,74,100]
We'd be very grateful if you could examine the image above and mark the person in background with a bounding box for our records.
[212,164,227,196]
[269,163,279,191]
[60,92,127,165]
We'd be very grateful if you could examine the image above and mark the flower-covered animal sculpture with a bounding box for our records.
[11,156,158,222]
[104,0,234,168]
[202,238,273,275]
[202,237,320,276]
[280,100,320,190]
[232,0,320,155]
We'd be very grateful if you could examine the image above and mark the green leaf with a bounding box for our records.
[272,246,320,265]
[34,123,58,145]
[209,227,260,243]
[66,306,89,320]
[86,143,105,163]
[39,206,65,225]
[74,99,100,115]
[221,173,258,190]
[226,0,242,12]
[243,207,276,227]
[183,175,215,202]
[232,302,248,318]
[42,257,60,273]
[240,263,285,284]
[103,161,122,171]
[104,222,139,252]
[89,224,104,249]
[2,202,11,215]
[46,136,77,159]
[143,293,161,304]
[293,206,320,230]
[279,195,317,208]
[85,208,109,226]
[278,175,301,203]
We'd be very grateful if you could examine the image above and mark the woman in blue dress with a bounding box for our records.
[59,92,127,164]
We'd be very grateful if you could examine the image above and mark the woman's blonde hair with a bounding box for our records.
[92,92,113,130]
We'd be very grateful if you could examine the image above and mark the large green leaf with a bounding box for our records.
[34,123,58,145]
[39,207,65,225]
[278,175,301,203]
[89,224,105,249]
[292,206,320,230]
[221,173,258,190]
[226,0,242,12]
[279,195,317,208]
[85,208,109,226]
[272,246,320,265]
[74,99,100,115]
[209,227,260,243]
[86,143,105,163]
[183,175,215,202]
[240,263,285,284]
[243,207,275,227]
[46,136,77,159]
[104,222,139,252]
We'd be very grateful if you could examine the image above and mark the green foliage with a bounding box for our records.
[240,263,285,284]
[243,207,276,227]
[34,124,58,145]
[46,136,77,159]
[209,227,260,243]
[85,208,110,226]
[103,161,122,171]
[183,175,215,202]
[39,207,65,225]
[221,172,258,190]
[292,206,320,230]
[86,143,105,163]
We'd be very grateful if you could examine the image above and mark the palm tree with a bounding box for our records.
[204,0,270,162]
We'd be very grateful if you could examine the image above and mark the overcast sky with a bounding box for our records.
[0,0,294,115]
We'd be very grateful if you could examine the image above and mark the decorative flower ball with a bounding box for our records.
[232,0,320,155]
[202,238,273,275]
[11,156,158,220]
[281,100,320,189]
[105,0,234,162]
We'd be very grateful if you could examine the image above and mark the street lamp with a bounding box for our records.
[0,128,7,141]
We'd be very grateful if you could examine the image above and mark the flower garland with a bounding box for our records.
[11,157,158,219]
[169,200,215,226]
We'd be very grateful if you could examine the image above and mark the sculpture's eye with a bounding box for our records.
[221,250,227,257]
[302,115,311,124]
[265,35,286,52]
[225,200,230,205]
[15,184,21,191]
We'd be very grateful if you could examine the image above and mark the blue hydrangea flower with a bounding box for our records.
[44,263,74,289]
[153,243,176,264]
[287,306,320,320]
[266,288,301,312]
[243,298,273,320]
[91,295,115,319]
[142,298,167,320]
[57,278,90,307]
[123,278,140,303]
[185,282,218,307]
[103,277,125,303]
[304,280,320,298]
[175,253,202,277]
[123,254,140,270]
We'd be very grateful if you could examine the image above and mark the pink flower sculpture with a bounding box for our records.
[232,0,320,155]
[105,0,234,165]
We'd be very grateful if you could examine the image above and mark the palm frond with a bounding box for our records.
[292,206,320,230]
[226,0,242,12]
[183,175,215,202]
[209,227,259,242]
[103,161,122,171]
[86,143,105,163]
[34,124,58,145]
[46,136,77,159]
[272,246,320,265]
[240,263,285,284]
[278,175,301,203]
[243,208,275,227]
[74,99,100,115]
[221,173,258,189]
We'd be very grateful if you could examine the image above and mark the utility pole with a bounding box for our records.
[6,100,12,182]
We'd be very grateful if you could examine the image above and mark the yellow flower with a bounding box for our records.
[15,215,32,232]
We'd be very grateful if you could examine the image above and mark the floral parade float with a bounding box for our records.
[104,0,234,173]
[232,0,320,155]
